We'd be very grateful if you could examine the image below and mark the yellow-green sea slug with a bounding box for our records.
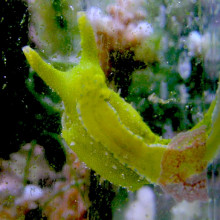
[23,12,220,201]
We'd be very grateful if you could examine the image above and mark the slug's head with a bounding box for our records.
[23,12,104,105]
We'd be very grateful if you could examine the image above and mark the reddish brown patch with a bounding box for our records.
[158,126,208,201]
[160,171,208,202]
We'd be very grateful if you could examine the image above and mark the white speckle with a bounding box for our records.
[160,81,168,100]
[15,185,44,205]
[69,5,74,11]
[126,21,153,42]
[159,5,166,28]
[23,185,43,200]
[87,7,114,34]
[187,31,202,56]
[178,52,191,80]
[171,200,202,220]
[70,141,75,146]
[179,84,189,104]
[123,154,128,159]
[87,7,103,22]
[112,165,117,170]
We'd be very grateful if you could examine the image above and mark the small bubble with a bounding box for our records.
[3,57,6,65]
[70,142,75,146]
[69,5,74,10]
[2,84,7,89]
[76,106,81,115]
[20,14,26,26]
[112,165,117,170]
[138,176,145,182]
[123,154,128,159]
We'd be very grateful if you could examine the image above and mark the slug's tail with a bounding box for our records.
[206,73,220,161]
